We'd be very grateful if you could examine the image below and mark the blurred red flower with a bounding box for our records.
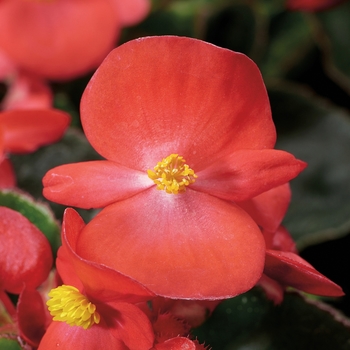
[286,0,347,11]
[43,36,306,300]
[38,208,155,350]
[0,109,70,157]
[0,0,150,80]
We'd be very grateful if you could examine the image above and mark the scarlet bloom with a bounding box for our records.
[39,208,155,350]
[286,0,347,11]
[0,0,150,80]
[43,36,306,300]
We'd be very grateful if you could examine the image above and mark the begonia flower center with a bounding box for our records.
[147,154,197,194]
[47,285,100,330]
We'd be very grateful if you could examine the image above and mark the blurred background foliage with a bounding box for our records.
[4,0,350,348]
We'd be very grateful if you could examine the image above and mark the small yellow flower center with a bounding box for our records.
[147,154,197,194]
[47,285,100,330]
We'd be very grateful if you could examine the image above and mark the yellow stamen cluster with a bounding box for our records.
[147,154,197,194]
[47,285,100,330]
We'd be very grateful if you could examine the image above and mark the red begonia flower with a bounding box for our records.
[43,36,306,299]
[286,0,347,11]
[39,208,155,350]
[0,109,70,156]
[261,226,344,302]
[0,0,119,80]
[0,207,53,294]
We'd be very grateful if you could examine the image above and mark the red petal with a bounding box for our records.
[238,184,291,233]
[264,250,344,297]
[101,301,154,350]
[43,161,151,208]
[0,109,70,153]
[77,188,266,299]
[193,149,306,202]
[0,158,16,188]
[81,36,276,171]
[38,321,128,350]
[57,208,155,303]
[17,287,47,347]
[0,1,120,80]
[0,207,53,294]
[113,0,150,26]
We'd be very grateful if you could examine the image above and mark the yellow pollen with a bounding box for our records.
[47,285,100,330]
[147,154,197,194]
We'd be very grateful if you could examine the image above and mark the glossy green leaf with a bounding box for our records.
[268,83,350,250]
[193,288,350,350]
[0,189,60,254]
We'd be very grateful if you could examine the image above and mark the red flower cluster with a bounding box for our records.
[41,37,344,349]
[0,34,344,349]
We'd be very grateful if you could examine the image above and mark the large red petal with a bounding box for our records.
[43,161,151,208]
[0,0,120,80]
[81,36,276,171]
[17,287,47,347]
[77,188,266,299]
[113,0,150,26]
[0,109,70,154]
[37,321,128,350]
[57,208,155,303]
[264,250,344,296]
[0,207,53,294]
[192,149,306,202]
[238,184,291,233]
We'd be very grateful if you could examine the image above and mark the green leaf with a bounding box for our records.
[0,338,22,350]
[0,189,60,254]
[260,11,314,80]
[316,1,350,93]
[204,4,258,57]
[193,288,350,350]
[268,83,350,250]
